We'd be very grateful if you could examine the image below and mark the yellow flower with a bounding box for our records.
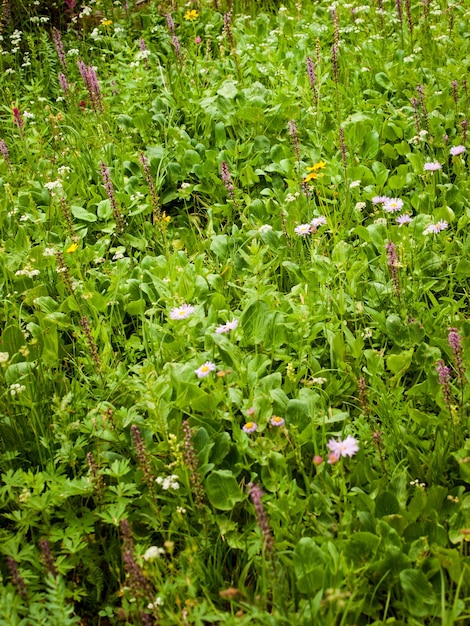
[101,19,113,26]
[66,242,78,253]
[306,160,327,172]
[303,160,326,183]
[184,9,199,21]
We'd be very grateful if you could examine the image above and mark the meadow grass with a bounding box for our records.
[0,0,469,624]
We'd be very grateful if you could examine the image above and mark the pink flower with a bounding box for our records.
[313,455,323,466]
[246,406,255,416]
[372,195,390,205]
[243,421,258,434]
[327,435,359,462]
[294,223,312,236]
[423,220,448,235]
[383,198,403,213]
[450,145,466,156]
[195,36,202,44]
[424,161,442,172]
[396,214,412,226]
[215,319,238,334]
[194,361,216,378]
[310,216,327,229]
[169,304,195,320]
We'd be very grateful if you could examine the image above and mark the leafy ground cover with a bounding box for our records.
[0,0,469,624]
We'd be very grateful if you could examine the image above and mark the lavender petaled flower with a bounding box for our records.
[194,361,216,378]
[424,161,441,172]
[327,435,359,462]
[243,421,258,434]
[383,197,403,213]
[423,220,448,235]
[450,145,466,156]
[172,35,181,60]
[396,214,412,226]
[372,195,390,205]
[169,304,195,320]
[87,66,103,112]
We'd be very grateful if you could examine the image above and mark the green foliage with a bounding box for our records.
[0,0,469,624]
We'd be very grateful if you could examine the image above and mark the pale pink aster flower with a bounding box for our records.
[372,195,390,205]
[246,406,255,416]
[294,223,312,236]
[327,435,359,461]
[194,361,216,378]
[269,416,285,427]
[169,304,195,320]
[310,216,327,229]
[396,214,412,226]
[383,197,404,213]
[450,145,466,156]
[424,161,442,171]
[423,221,448,235]
[242,421,258,434]
[215,319,238,334]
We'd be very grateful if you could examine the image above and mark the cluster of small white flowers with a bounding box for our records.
[10,383,26,396]
[155,474,180,490]
[148,597,164,610]
[79,5,93,17]
[44,180,63,191]
[410,479,426,489]
[0,352,9,364]
[136,49,151,61]
[90,28,101,39]
[58,166,71,177]
[112,251,125,260]
[176,506,186,514]
[67,48,80,56]
[285,192,300,202]
[311,377,327,386]
[15,267,40,278]
[355,202,366,211]
[142,546,165,561]
[180,182,191,189]
[43,247,56,257]
[23,111,34,119]
[30,16,50,23]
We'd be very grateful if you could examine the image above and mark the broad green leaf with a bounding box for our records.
[205,470,243,510]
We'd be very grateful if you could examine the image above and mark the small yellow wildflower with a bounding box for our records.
[184,9,199,21]
[66,242,79,253]
[101,19,113,27]
[303,160,326,183]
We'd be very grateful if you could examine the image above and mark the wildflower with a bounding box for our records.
[294,223,312,236]
[372,195,389,205]
[169,304,195,320]
[258,224,272,233]
[184,9,198,21]
[310,216,327,229]
[386,240,400,297]
[383,197,404,213]
[448,327,466,384]
[396,214,412,226]
[12,107,24,129]
[423,220,448,235]
[246,406,255,416]
[450,145,466,156]
[242,422,258,433]
[313,455,323,465]
[248,482,274,553]
[327,435,359,462]
[195,361,216,378]
[303,160,326,183]
[215,319,238,334]
[101,19,113,26]
[349,179,361,189]
[195,36,202,44]
[436,360,452,408]
[311,377,327,385]
[306,56,318,105]
[66,242,78,253]
[142,546,165,561]
[0,352,9,364]
[424,161,442,172]
[270,416,285,427]
[220,161,235,199]
[10,383,26,396]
